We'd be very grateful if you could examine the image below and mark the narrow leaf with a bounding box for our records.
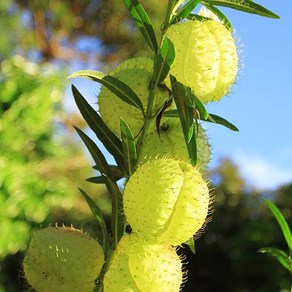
[170,82,209,120]
[259,247,291,272]
[264,199,292,252]
[202,3,232,30]
[75,127,114,180]
[120,118,137,177]
[123,0,158,52]
[170,0,200,25]
[204,113,239,131]
[78,188,109,252]
[71,85,124,169]
[154,37,175,84]
[75,127,125,246]
[87,176,109,184]
[187,13,210,22]
[163,110,239,132]
[87,174,124,184]
[201,0,280,19]
[93,165,124,180]
[191,93,209,120]
[69,71,144,113]
[171,75,197,166]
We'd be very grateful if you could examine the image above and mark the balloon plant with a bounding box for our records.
[23,0,279,291]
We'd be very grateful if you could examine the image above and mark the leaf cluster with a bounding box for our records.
[259,200,292,275]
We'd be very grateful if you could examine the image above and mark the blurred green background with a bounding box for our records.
[0,1,291,291]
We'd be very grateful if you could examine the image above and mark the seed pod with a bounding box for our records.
[139,118,211,172]
[98,57,169,137]
[123,158,210,246]
[103,234,183,292]
[165,20,238,103]
[23,226,104,292]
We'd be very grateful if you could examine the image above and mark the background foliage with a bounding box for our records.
[0,0,290,291]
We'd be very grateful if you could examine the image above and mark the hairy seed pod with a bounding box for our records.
[139,118,211,172]
[103,234,183,292]
[123,158,210,246]
[165,20,238,103]
[23,226,104,292]
[98,57,169,137]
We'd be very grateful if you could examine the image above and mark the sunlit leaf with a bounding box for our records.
[204,113,239,131]
[69,71,144,113]
[191,94,209,120]
[123,0,158,52]
[259,247,292,272]
[154,36,175,84]
[170,0,200,25]
[169,82,209,120]
[187,13,210,22]
[170,75,197,166]
[264,199,292,252]
[163,109,238,132]
[201,0,280,19]
[186,237,196,255]
[201,3,232,30]
[120,118,137,177]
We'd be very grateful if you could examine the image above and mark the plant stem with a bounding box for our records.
[137,1,175,156]
[162,0,177,32]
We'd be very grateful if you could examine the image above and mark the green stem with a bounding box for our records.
[137,85,156,158]
[162,0,176,32]
[137,0,179,157]
[137,1,175,155]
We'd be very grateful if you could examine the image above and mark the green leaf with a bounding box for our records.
[71,85,124,169]
[123,0,158,52]
[264,199,292,252]
[186,237,196,255]
[74,127,114,180]
[170,75,197,166]
[120,118,137,177]
[163,110,238,131]
[69,71,144,113]
[203,113,239,131]
[258,247,292,272]
[201,0,280,19]
[187,13,210,22]
[87,172,124,184]
[153,36,175,85]
[170,0,200,25]
[191,94,209,120]
[86,176,107,184]
[169,82,209,120]
[78,188,109,253]
[74,127,125,247]
[93,165,124,179]
[201,3,232,30]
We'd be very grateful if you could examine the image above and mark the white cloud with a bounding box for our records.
[232,152,292,191]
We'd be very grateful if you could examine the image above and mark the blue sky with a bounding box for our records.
[203,1,292,190]
[69,1,292,191]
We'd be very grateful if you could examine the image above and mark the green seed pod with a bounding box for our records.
[138,117,211,172]
[23,226,104,292]
[123,158,210,246]
[98,57,169,137]
[165,20,238,103]
[103,234,183,292]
